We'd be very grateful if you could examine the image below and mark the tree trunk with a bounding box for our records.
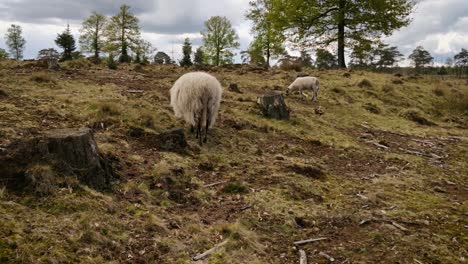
[337,0,347,68]
[257,91,290,120]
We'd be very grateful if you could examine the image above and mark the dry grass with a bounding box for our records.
[0,63,466,263]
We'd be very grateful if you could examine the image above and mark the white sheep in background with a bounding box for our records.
[170,72,223,145]
[286,76,320,101]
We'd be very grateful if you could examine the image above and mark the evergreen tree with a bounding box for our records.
[194,47,205,65]
[409,46,433,68]
[5,24,26,60]
[79,12,107,63]
[300,50,313,68]
[134,39,153,64]
[373,43,403,68]
[179,38,193,67]
[201,16,240,66]
[55,24,76,61]
[454,48,468,66]
[105,5,141,63]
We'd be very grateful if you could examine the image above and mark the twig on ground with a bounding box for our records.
[193,240,229,261]
[319,251,335,262]
[203,180,228,188]
[294,237,327,246]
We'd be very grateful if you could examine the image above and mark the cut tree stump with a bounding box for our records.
[0,127,114,191]
[257,91,290,120]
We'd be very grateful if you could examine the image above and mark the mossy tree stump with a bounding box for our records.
[0,128,114,192]
[257,91,290,120]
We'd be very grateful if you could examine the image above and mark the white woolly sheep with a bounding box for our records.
[286,76,320,101]
[170,72,223,145]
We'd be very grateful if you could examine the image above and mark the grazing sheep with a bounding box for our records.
[286,76,320,101]
[170,72,223,145]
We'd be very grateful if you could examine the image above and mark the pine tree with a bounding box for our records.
[194,47,205,65]
[179,38,193,67]
[5,24,26,60]
[315,49,337,69]
[55,24,76,61]
[409,46,433,68]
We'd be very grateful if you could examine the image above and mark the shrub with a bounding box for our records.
[63,58,91,69]
[107,54,117,70]
[279,59,303,72]
[357,79,373,88]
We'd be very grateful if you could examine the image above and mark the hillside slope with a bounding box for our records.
[0,61,467,263]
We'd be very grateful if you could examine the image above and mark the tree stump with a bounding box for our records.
[0,128,114,191]
[257,91,290,120]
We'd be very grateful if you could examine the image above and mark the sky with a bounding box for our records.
[0,0,467,66]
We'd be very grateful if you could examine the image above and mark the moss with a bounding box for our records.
[222,182,249,194]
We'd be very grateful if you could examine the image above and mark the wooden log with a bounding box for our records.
[299,249,308,264]
[293,237,327,246]
[257,91,290,120]
[193,240,229,261]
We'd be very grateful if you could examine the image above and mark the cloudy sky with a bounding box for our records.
[0,0,467,65]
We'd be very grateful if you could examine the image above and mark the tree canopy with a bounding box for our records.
[79,12,107,63]
[269,0,414,68]
[201,16,240,66]
[454,48,468,66]
[409,46,433,68]
[5,24,26,60]
[246,0,285,68]
[154,51,172,64]
[105,5,141,63]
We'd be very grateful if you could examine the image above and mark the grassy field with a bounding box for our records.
[0,61,467,263]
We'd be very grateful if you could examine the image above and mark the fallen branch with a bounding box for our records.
[319,251,335,262]
[372,142,389,150]
[294,237,327,246]
[359,218,409,232]
[299,249,308,264]
[193,240,229,261]
[126,89,144,94]
[203,180,228,188]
